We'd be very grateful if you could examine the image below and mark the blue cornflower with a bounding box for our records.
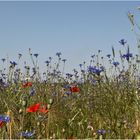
[18,53,22,59]
[88,66,103,75]
[56,52,62,57]
[29,87,36,96]
[66,73,73,78]
[32,67,36,73]
[49,57,52,60]
[79,64,82,68]
[10,61,17,66]
[0,115,4,121]
[34,53,39,58]
[113,61,119,67]
[119,39,127,46]
[81,70,85,73]
[1,58,6,62]
[106,54,111,58]
[45,60,50,64]
[65,91,72,96]
[91,55,95,58]
[122,53,133,61]
[0,115,10,122]
[62,59,67,63]
[20,131,35,137]
[97,129,106,135]
[63,84,71,89]
[3,116,10,122]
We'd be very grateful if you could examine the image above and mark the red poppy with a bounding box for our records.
[70,86,80,92]
[22,82,33,88]
[40,105,49,113]
[26,103,40,113]
[0,121,4,128]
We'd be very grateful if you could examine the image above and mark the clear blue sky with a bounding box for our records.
[0,1,140,73]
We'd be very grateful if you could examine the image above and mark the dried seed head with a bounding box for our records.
[49,99,53,105]
[19,109,23,114]
[47,104,51,109]
[22,100,27,107]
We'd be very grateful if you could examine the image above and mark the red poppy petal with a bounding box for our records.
[40,105,49,113]
[0,121,4,128]
[27,103,40,112]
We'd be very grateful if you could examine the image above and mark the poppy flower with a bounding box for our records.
[22,82,33,88]
[0,121,4,128]
[40,105,49,113]
[70,86,80,92]
[26,103,40,113]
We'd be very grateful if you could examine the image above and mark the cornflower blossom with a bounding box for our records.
[34,53,39,58]
[45,60,50,65]
[106,54,111,58]
[1,58,6,63]
[122,53,133,61]
[0,115,10,122]
[63,84,71,89]
[66,73,73,78]
[79,64,82,68]
[119,39,127,46]
[10,61,17,66]
[29,87,36,96]
[113,61,120,67]
[20,131,35,137]
[62,59,67,63]
[56,52,62,57]
[97,129,106,135]
[88,66,104,75]
[18,53,22,59]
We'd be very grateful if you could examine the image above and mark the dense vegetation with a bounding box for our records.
[0,8,140,139]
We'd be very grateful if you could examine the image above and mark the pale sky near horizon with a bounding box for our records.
[0,1,140,74]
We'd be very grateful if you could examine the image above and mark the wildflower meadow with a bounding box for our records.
[1,6,140,140]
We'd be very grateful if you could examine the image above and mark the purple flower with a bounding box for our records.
[63,84,71,89]
[56,52,62,57]
[88,66,103,75]
[106,54,111,58]
[91,55,95,58]
[10,61,17,66]
[20,131,35,137]
[79,64,82,68]
[122,53,133,61]
[1,58,6,62]
[113,61,119,67]
[65,91,72,96]
[29,87,36,96]
[97,129,106,135]
[34,53,39,58]
[3,116,10,122]
[18,53,22,59]
[62,59,67,63]
[0,115,10,122]
[45,60,50,64]
[66,73,73,78]
[49,57,52,60]
[119,39,127,46]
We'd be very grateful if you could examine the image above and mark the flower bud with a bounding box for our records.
[19,109,23,114]
[47,104,51,109]
[49,99,53,105]
[22,100,27,107]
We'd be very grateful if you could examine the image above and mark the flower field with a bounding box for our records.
[0,11,140,139]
